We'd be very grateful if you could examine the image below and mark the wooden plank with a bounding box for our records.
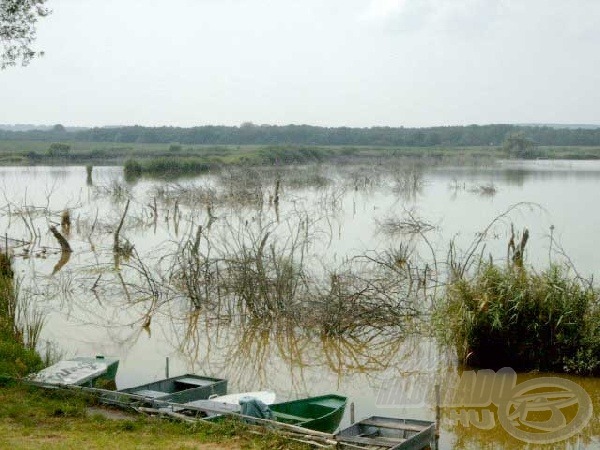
[336,434,406,446]
[360,419,426,432]
[176,377,214,385]
[131,389,168,398]
[182,399,240,414]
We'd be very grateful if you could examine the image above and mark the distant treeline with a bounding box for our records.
[2,124,600,146]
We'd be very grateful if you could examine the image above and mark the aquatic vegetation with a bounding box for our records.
[0,252,44,376]
[438,260,600,375]
[123,158,142,180]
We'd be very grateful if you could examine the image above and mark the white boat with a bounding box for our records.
[208,391,276,405]
[27,356,119,386]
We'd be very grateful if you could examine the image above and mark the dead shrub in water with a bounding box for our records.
[311,269,422,337]
[375,209,436,236]
[391,165,424,200]
[218,168,265,207]
[171,226,220,310]
[154,183,218,208]
[220,226,310,319]
[468,183,497,197]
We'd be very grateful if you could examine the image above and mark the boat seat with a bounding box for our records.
[132,389,168,398]
[361,418,425,432]
[339,435,406,446]
[175,377,214,386]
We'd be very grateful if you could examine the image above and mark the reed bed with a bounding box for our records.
[436,206,600,375]
[0,252,44,376]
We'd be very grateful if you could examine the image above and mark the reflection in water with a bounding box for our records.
[1,162,600,448]
[51,250,71,275]
[166,310,419,398]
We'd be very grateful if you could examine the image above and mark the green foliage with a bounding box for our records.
[168,143,182,153]
[503,132,541,159]
[89,148,108,158]
[256,146,333,164]
[0,0,50,69]
[0,384,311,449]
[0,253,43,377]
[124,157,215,179]
[143,157,214,175]
[47,142,70,157]
[439,263,600,375]
[123,158,142,180]
[0,340,43,377]
[26,150,41,160]
[4,124,600,147]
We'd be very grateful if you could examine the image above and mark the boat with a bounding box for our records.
[28,355,119,387]
[176,393,346,432]
[335,416,435,449]
[269,394,347,433]
[209,391,276,405]
[173,391,276,421]
[118,374,227,403]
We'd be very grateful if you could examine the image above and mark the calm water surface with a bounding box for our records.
[1,160,599,449]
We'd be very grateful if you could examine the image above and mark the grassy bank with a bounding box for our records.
[0,381,309,450]
[2,140,600,168]
[0,253,307,449]
[438,262,600,375]
[0,253,44,377]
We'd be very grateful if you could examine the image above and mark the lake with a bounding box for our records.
[2,159,599,449]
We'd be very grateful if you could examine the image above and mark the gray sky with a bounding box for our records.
[1,0,599,127]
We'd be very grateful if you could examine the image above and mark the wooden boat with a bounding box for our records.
[269,394,347,433]
[28,356,119,387]
[118,374,227,403]
[335,416,435,449]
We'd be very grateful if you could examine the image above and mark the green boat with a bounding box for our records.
[28,355,119,388]
[118,374,227,403]
[269,394,347,433]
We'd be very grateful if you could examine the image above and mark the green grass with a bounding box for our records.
[0,254,308,449]
[0,253,44,378]
[437,263,600,375]
[1,140,600,169]
[0,381,309,449]
[1,139,600,165]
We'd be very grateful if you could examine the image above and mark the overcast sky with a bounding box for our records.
[1,0,599,127]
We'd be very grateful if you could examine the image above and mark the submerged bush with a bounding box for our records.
[439,263,600,375]
[124,157,215,179]
[123,158,142,180]
[144,157,213,175]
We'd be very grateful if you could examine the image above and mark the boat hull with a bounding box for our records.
[28,356,119,387]
[335,416,435,449]
[269,394,347,433]
[119,374,227,404]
